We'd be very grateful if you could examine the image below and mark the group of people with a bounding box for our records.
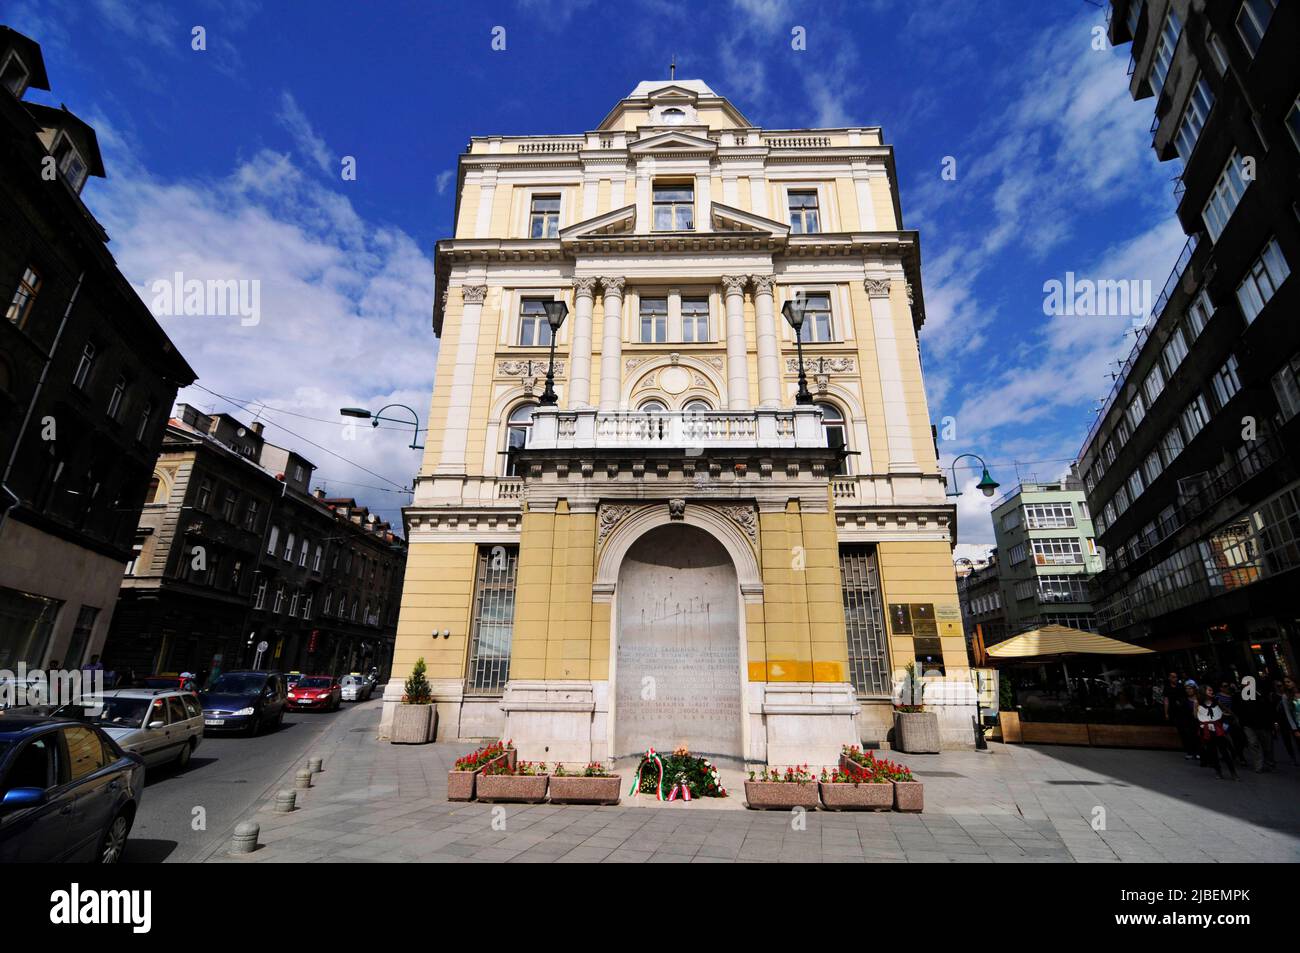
[1163,671,1300,780]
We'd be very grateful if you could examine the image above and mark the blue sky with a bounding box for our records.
[8,0,1186,544]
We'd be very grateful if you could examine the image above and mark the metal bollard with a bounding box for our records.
[274,789,297,813]
[230,820,260,854]
[308,756,323,774]
[295,768,313,789]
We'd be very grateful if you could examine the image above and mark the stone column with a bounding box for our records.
[598,277,626,411]
[569,277,598,407]
[437,284,487,473]
[751,275,781,408]
[865,278,917,471]
[722,275,751,411]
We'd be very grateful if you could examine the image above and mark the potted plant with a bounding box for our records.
[743,764,820,810]
[818,760,893,811]
[894,661,941,753]
[876,756,923,812]
[549,761,621,805]
[474,759,549,803]
[446,740,507,801]
[390,657,436,744]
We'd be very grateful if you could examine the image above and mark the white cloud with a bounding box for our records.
[275,90,333,176]
[435,169,455,196]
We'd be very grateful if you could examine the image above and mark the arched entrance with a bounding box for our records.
[613,523,744,763]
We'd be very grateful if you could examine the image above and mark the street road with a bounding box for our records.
[124,697,383,863]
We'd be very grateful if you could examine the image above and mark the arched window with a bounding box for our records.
[662,107,686,125]
[636,399,667,440]
[682,398,712,414]
[638,399,668,413]
[504,403,536,476]
[817,402,848,475]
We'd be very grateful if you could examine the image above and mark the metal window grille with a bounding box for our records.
[466,545,519,693]
[839,545,890,696]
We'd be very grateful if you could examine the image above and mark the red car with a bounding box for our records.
[285,676,341,712]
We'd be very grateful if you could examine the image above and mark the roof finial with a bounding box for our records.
[669,54,676,81]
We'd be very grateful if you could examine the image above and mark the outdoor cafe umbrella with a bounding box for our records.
[984,624,1154,693]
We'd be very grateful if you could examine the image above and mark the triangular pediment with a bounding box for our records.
[710,202,790,238]
[559,204,636,240]
[627,131,718,156]
[645,84,701,104]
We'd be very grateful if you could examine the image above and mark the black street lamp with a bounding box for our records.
[538,299,569,406]
[945,453,1000,498]
[781,297,815,405]
[339,404,424,450]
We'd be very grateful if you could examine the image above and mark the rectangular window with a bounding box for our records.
[5,266,41,328]
[298,539,309,567]
[788,189,821,234]
[125,543,144,577]
[272,585,285,614]
[1127,468,1145,502]
[528,194,560,239]
[1173,75,1215,164]
[283,532,295,561]
[221,489,238,522]
[1148,8,1182,96]
[1203,151,1248,242]
[1126,395,1146,431]
[1143,450,1162,486]
[61,605,98,668]
[839,545,890,695]
[1287,94,1300,153]
[796,292,834,343]
[1235,237,1290,323]
[243,498,261,532]
[1160,425,1186,465]
[1185,289,1213,339]
[517,299,553,347]
[1008,543,1027,565]
[1235,0,1276,57]
[1023,502,1075,529]
[72,342,95,390]
[1142,363,1165,406]
[1001,508,1022,531]
[1272,354,1300,421]
[1212,354,1243,407]
[466,545,519,692]
[106,376,126,421]
[1207,30,1230,73]
[639,296,667,343]
[266,525,279,556]
[1037,575,1089,604]
[1181,394,1210,439]
[194,479,212,511]
[1162,326,1189,376]
[253,576,267,610]
[1032,538,1084,566]
[312,545,323,572]
[136,402,153,442]
[652,182,694,231]
[681,297,709,342]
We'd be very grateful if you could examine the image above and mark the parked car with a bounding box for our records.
[285,671,304,690]
[136,673,198,692]
[199,671,286,735]
[0,713,144,862]
[340,674,372,703]
[286,676,341,712]
[87,690,204,771]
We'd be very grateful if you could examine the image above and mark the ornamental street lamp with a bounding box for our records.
[781,297,815,405]
[339,404,424,450]
[538,299,569,406]
[945,453,1000,498]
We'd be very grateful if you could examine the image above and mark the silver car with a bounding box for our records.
[340,674,372,702]
[87,689,204,771]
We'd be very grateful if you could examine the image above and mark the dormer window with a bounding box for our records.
[653,182,694,231]
[1,51,29,98]
[661,107,687,125]
[52,134,88,193]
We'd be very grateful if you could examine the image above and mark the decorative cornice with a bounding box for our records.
[461,284,488,304]
[498,359,565,378]
[718,504,758,545]
[784,356,856,374]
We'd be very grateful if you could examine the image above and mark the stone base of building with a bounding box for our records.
[753,682,860,766]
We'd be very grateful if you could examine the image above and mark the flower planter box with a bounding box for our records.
[447,769,478,801]
[390,704,436,744]
[743,780,820,810]
[819,780,893,811]
[892,780,924,813]
[504,746,518,771]
[893,711,941,753]
[475,773,549,804]
[548,775,621,805]
[839,753,872,776]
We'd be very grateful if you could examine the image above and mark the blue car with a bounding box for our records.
[0,713,145,863]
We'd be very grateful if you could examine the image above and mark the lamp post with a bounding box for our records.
[339,404,424,450]
[538,299,569,406]
[781,297,814,405]
[945,453,1000,498]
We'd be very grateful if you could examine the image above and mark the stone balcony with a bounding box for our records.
[526,405,827,451]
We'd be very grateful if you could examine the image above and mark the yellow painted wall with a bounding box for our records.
[876,540,966,675]
[392,542,478,681]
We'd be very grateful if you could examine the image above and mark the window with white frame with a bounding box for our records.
[272,584,285,614]
[0,50,30,97]
[652,182,694,231]
[816,402,848,475]
[1148,8,1182,95]
[1287,94,1300,153]
[106,375,126,421]
[1126,395,1146,431]
[517,298,554,347]
[504,403,535,476]
[283,531,295,561]
[1143,450,1162,486]
[1115,484,1131,513]
[1235,0,1276,57]
[1206,30,1230,74]
[681,297,709,342]
[1001,508,1022,531]
[1173,75,1215,164]
[1038,575,1089,604]
[1271,353,1300,421]
[72,341,95,390]
[1024,502,1075,529]
[1181,394,1210,439]
[1008,543,1027,565]
[1212,354,1243,407]
[298,539,309,567]
[1185,289,1213,339]
[253,576,267,610]
[1162,326,1189,376]
[1202,151,1248,242]
[51,134,88,192]
[1235,237,1290,323]
[266,525,279,556]
[136,402,153,442]
[289,590,300,616]
[639,296,667,343]
[1142,363,1165,406]
[312,545,323,572]
[796,292,833,343]
[1127,469,1145,502]
[529,194,560,238]
[5,266,40,328]
[1014,579,1035,601]
[1160,425,1185,465]
[302,595,312,619]
[788,190,821,234]
[1032,538,1084,566]
[1105,440,1117,466]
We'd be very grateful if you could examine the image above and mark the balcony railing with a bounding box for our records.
[525,406,827,451]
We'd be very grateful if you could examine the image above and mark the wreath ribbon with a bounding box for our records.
[630,747,665,800]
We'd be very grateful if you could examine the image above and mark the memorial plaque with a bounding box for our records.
[615,524,743,762]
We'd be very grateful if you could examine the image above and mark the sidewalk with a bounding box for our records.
[204,705,1300,863]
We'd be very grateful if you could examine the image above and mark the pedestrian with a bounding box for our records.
[1273,678,1299,766]
[1217,681,1247,766]
[1237,678,1272,773]
[1197,686,1239,780]
[1171,679,1199,760]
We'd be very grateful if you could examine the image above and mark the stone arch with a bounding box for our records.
[622,354,725,410]
[482,387,541,475]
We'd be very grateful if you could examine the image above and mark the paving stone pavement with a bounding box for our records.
[203,707,1300,864]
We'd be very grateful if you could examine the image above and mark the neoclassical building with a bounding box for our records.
[383,79,972,765]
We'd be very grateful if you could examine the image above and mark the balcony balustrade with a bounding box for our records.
[525,405,827,451]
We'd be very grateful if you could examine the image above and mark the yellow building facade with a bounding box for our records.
[382,80,973,765]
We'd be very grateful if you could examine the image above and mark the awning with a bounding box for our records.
[986,625,1155,661]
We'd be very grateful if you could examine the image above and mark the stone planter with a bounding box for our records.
[390,704,436,744]
[743,780,820,810]
[839,753,872,776]
[475,773,549,804]
[548,775,621,805]
[892,780,924,812]
[447,769,478,801]
[819,780,893,811]
[894,711,941,753]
